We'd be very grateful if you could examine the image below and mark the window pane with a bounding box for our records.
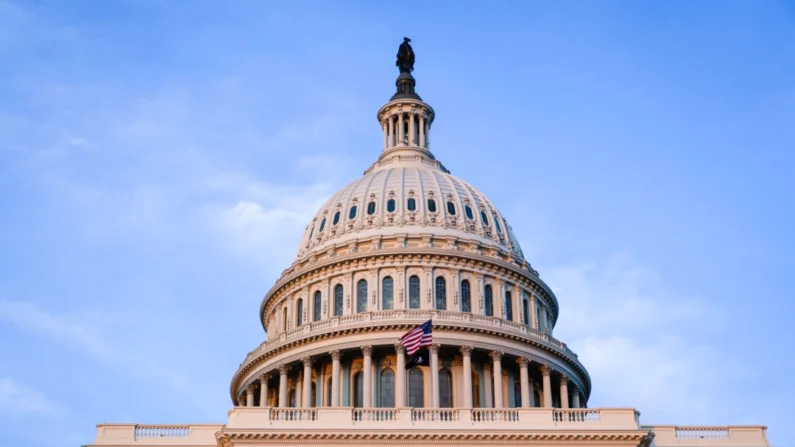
[314,291,322,322]
[367,201,376,215]
[319,218,326,232]
[407,198,416,211]
[446,201,456,215]
[514,382,522,407]
[480,210,489,225]
[435,277,446,310]
[289,390,296,407]
[334,285,344,316]
[354,373,363,407]
[465,206,473,220]
[333,211,340,225]
[484,286,493,316]
[505,291,513,321]
[382,277,394,310]
[461,280,471,312]
[380,369,395,408]
[387,199,396,212]
[409,276,420,309]
[308,226,314,240]
[522,299,529,326]
[439,369,453,408]
[349,205,357,219]
[357,280,368,313]
[296,299,303,326]
[427,199,437,213]
[409,368,424,408]
[495,218,502,233]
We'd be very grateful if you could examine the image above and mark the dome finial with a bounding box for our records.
[391,37,421,101]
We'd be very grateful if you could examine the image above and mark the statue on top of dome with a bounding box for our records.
[396,37,415,73]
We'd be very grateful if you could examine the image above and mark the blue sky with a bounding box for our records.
[0,1,793,446]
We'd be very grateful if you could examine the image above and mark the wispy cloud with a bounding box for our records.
[0,377,57,416]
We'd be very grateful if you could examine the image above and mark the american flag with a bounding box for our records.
[400,320,432,355]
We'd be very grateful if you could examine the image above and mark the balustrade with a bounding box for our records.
[353,408,399,421]
[411,408,459,422]
[553,409,600,423]
[675,427,729,439]
[472,409,519,422]
[134,425,190,438]
[269,408,317,422]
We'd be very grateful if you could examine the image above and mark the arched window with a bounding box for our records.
[407,198,416,211]
[473,372,481,408]
[353,372,364,407]
[357,279,368,313]
[465,205,474,220]
[439,369,453,408]
[480,210,489,226]
[387,199,396,212]
[522,298,530,326]
[289,389,296,407]
[349,205,358,220]
[313,291,322,322]
[296,299,303,326]
[460,280,471,312]
[435,276,446,310]
[495,217,502,233]
[409,368,424,407]
[504,291,513,321]
[514,382,522,408]
[427,199,437,213]
[282,307,289,330]
[367,201,376,215]
[380,369,395,407]
[409,275,421,309]
[484,285,493,317]
[446,201,456,215]
[319,218,326,232]
[332,211,340,225]
[308,225,314,240]
[382,276,394,310]
[334,285,344,317]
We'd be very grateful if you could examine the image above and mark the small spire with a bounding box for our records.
[392,37,421,101]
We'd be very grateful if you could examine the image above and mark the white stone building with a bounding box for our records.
[86,40,769,447]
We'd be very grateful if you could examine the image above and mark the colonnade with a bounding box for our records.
[382,110,430,150]
[238,344,584,410]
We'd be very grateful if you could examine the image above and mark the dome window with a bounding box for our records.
[480,210,489,225]
[465,205,474,219]
[407,198,417,211]
[332,211,340,225]
[319,218,326,233]
[495,217,502,233]
[427,199,437,213]
[386,199,396,212]
[367,201,376,215]
[446,201,456,215]
[308,225,314,240]
[349,205,358,220]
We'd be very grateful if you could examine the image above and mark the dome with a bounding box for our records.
[296,163,526,263]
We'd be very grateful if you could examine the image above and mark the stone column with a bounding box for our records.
[540,365,552,408]
[246,383,255,407]
[572,390,581,409]
[490,351,503,408]
[398,114,404,145]
[302,357,313,408]
[409,112,415,146]
[483,364,492,408]
[238,394,246,407]
[296,371,303,408]
[430,344,440,408]
[424,120,430,147]
[382,121,388,149]
[331,350,341,407]
[278,365,289,408]
[460,346,473,408]
[560,375,569,409]
[517,358,530,408]
[362,345,373,408]
[529,295,538,329]
[259,374,270,407]
[395,344,406,407]
[388,116,394,148]
[419,114,425,148]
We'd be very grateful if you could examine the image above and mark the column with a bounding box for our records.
[382,121,388,149]
[419,114,425,148]
[362,345,373,408]
[238,394,246,407]
[246,383,256,407]
[302,357,313,408]
[529,295,538,329]
[398,114,404,146]
[331,350,341,407]
[460,346,473,408]
[540,365,552,408]
[388,116,394,148]
[517,358,530,408]
[572,390,581,408]
[259,374,270,407]
[395,344,406,407]
[424,120,430,147]
[430,344,440,408]
[278,365,289,408]
[490,351,503,408]
[483,364,493,408]
[296,371,303,408]
[560,375,569,409]
[408,113,415,146]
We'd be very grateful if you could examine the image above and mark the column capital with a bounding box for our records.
[246,383,257,393]
[361,345,373,356]
[430,344,441,354]
[301,356,313,367]
[394,344,406,355]
[516,357,530,368]
[560,375,569,385]
[330,349,341,361]
[459,346,473,357]
[278,364,289,376]
[259,373,270,383]
[489,350,503,362]
[540,364,551,376]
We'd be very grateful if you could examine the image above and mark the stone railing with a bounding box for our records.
[91,423,224,445]
[675,427,729,439]
[133,425,190,438]
[646,425,769,447]
[552,408,601,423]
[242,309,582,370]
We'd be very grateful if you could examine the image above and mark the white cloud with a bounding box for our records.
[0,377,57,416]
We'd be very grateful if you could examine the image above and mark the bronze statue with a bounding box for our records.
[396,37,415,73]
